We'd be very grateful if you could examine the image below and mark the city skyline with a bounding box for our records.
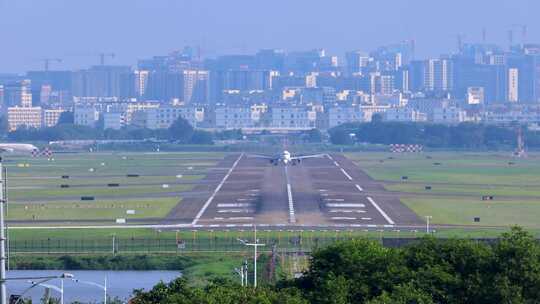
[1,0,540,73]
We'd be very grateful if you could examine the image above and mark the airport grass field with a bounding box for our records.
[4,152,226,223]
[346,152,540,230]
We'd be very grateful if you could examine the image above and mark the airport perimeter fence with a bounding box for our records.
[8,233,382,255]
[8,233,513,255]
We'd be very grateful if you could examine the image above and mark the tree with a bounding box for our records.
[190,130,214,145]
[168,117,194,142]
[57,111,74,125]
[366,283,434,304]
[305,129,323,143]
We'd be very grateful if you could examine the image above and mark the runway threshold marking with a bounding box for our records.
[284,166,296,223]
[192,153,244,225]
[367,196,395,225]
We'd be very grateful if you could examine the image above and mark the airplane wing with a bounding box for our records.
[246,154,275,160]
[290,154,328,160]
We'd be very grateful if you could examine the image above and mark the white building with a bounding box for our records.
[384,107,427,122]
[103,112,125,130]
[42,109,66,127]
[467,87,485,105]
[270,106,317,130]
[74,106,99,127]
[433,107,467,124]
[328,106,364,128]
[214,105,266,129]
[133,106,205,129]
[7,106,42,131]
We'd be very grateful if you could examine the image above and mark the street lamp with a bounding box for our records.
[72,277,107,304]
[28,280,64,304]
[9,273,74,304]
[237,226,265,288]
[425,216,433,234]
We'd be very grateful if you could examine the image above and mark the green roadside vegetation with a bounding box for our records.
[129,228,540,304]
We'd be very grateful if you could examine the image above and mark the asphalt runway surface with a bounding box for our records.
[164,153,422,229]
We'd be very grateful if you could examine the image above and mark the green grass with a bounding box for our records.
[346,152,540,186]
[0,152,226,223]
[401,196,540,228]
[386,183,540,197]
[344,152,540,230]
[7,174,204,188]
[6,198,181,220]
[9,184,192,200]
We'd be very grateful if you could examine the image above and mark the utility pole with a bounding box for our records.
[238,226,265,288]
[0,157,6,304]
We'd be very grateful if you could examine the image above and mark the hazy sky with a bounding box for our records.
[1,0,539,73]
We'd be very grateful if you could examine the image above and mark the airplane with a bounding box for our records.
[0,143,39,154]
[249,150,327,166]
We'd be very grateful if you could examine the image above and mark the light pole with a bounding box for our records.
[237,226,265,288]
[0,157,7,304]
[28,280,64,304]
[425,216,432,234]
[72,277,107,304]
[10,273,74,304]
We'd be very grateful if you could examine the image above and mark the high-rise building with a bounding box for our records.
[182,70,209,104]
[3,80,33,107]
[424,58,453,92]
[346,51,370,75]
[72,66,132,97]
[145,71,183,101]
[508,68,519,102]
[224,70,277,91]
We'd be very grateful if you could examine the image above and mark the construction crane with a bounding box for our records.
[456,34,466,53]
[42,58,62,71]
[99,53,115,65]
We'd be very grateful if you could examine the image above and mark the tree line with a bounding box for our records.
[329,118,540,150]
[131,227,540,304]
[4,114,243,145]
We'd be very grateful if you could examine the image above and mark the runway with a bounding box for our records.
[164,153,422,229]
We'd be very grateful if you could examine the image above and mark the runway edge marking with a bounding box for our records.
[192,153,244,225]
[340,168,353,180]
[366,196,395,225]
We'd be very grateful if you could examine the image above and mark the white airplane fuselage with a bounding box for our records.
[0,143,39,154]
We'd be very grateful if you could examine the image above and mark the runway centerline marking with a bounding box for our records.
[340,168,353,180]
[284,166,296,223]
[192,153,244,225]
[367,196,395,225]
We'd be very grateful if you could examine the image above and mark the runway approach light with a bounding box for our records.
[176,174,183,179]
[162,184,170,189]
[101,162,106,166]
[89,168,95,172]
[187,166,193,170]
